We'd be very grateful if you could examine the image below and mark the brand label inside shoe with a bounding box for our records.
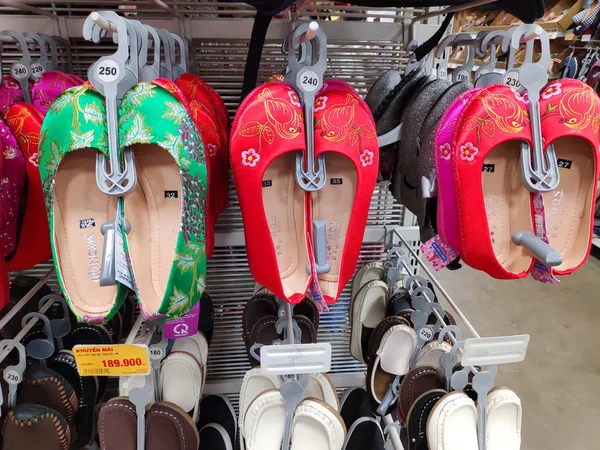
[82,233,101,283]
[80,218,96,229]
[482,164,495,173]
[164,190,179,198]
[330,178,343,185]
[262,180,273,188]
[557,159,572,169]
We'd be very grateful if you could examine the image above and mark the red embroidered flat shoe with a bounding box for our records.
[539,79,600,275]
[5,103,51,270]
[176,74,230,258]
[312,84,379,303]
[231,82,310,304]
[452,86,535,279]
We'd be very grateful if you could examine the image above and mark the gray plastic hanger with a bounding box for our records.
[0,340,26,410]
[409,302,445,368]
[0,30,32,103]
[500,26,534,90]
[21,312,55,366]
[38,295,71,351]
[130,21,150,76]
[38,34,58,71]
[155,28,174,80]
[475,30,505,87]
[22,32,48,80]
[84,11,139,196]
[143,25,162,81]
[171,33,187,79]
[439,331,463,391]
[287,23,327,191]
[509,24,560,193]
[450,33,477,83]
[52,36,74,73]
[184,38,195,74]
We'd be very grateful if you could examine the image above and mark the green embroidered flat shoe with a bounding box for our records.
[39,85,127,322]
[118,82,208,320]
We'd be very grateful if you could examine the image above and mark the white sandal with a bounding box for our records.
[291,398,346,450]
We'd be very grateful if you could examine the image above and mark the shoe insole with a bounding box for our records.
[542,137,595,271]
[54,149,118,317]
[482,141,532,273]
[125,144,181,316]
[312,153,357,299]
[444,403,478,449]
[291,415,330,449]
[262,152,309,299]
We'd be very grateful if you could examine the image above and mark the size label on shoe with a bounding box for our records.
[482,164,495,173]
[164,190,179,198]
[262,180,272,188]
[330,178,343,185]
[557,158,572,169]
[73,344,150,376]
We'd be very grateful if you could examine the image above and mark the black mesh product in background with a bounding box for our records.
[237,0,549,100]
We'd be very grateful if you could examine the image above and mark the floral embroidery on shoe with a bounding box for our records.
[360,149,374,167]
[315,96,328,112]
[459,142,478,162]
[3,146,18,159]
[514,91,527,103]
[28,152,39,167]
[288,90,301,107]
[542,83,562,100]
[242,148,260,167]
[439,143,451,160]
[207,143,217,157]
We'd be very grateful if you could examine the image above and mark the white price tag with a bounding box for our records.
[503,71,521,91]
[30,63,45,79]
[260,343,332,376]
[299,70,320,92]
[96,60,121,83]
[11,63,28,80]
[4,370,21,385]
[114,200,134,290]
[149,346,164,361]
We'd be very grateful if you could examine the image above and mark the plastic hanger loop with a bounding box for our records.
[22,32,48,80]
[287,22,328,192]
[475,30,505,86]
[0,30,32,103]
[509,24,559,193]
[52,36,74,73]
[84,11,139,196]
[171,32,187,79]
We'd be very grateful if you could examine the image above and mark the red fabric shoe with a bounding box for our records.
[5,104,51,270]
[176,74,230,258]
[452,86,535,279]
[231,82,310,304]
[539,79,600,275]
[312,84,379,303]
